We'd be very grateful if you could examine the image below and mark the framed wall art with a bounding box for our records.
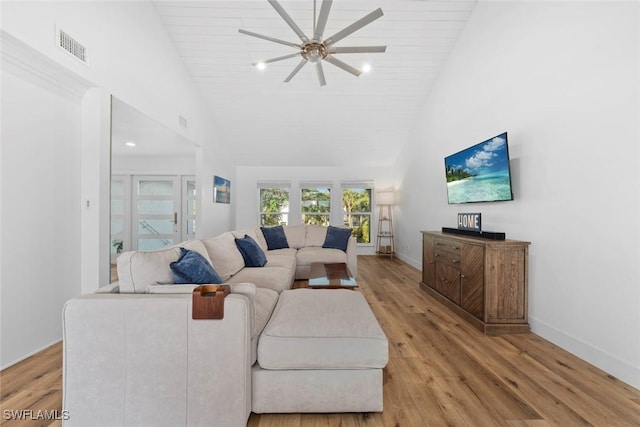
[214,175,231,204]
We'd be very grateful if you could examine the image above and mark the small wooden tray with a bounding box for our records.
[192,285,230,319]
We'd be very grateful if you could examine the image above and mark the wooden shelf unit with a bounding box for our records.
[376,205,394,257]
[420,231,530,335]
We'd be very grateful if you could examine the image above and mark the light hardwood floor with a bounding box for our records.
[2,256,639,426]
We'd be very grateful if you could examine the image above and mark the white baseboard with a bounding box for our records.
[1,339,62,371]
[529,316,640,390]
[379,255,639,390]
[394,253,421,270]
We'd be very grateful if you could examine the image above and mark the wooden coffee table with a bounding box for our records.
[307,262,358,289]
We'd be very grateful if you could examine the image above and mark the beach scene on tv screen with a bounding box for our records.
[445,134,512,203]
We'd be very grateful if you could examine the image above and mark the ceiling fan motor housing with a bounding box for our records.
[302,42,328,63]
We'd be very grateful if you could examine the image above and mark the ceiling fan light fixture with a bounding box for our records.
[239,0,385,86]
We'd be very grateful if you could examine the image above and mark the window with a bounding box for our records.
[259,183,290,226]
[342,185,373,244]
[301,185,331,226]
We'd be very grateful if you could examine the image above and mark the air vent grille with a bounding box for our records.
[57,29,88,64]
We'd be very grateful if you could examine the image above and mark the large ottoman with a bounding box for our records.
[252,289,388,413]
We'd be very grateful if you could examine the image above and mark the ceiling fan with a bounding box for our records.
[239,0,386,86]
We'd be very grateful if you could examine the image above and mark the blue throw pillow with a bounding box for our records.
[170,248,223,284]
[260,225,289,250]
[235,235,267,267]
[322,226,352,252]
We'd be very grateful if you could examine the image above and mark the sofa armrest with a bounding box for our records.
[62,293,252,427]
[145,283,256,307]
[346,236,358,278]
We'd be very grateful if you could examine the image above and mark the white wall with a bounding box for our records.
[0,2,226,368]
[197,132,236,238]
[235,166,395,254]
[1,54,86,367]
[393,1,639,388]
[112,154,196,176]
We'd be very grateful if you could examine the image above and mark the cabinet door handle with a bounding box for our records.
[452,259,460,264]
[435,254,440,257]
[452,246,459,250]
[461,274,466,278]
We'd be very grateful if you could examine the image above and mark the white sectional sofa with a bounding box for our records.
[62,225,387,427]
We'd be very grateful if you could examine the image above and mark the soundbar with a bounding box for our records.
[442,227,506,240]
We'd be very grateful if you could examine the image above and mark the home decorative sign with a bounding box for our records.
[214,175,231,204]
[458,213,481,232]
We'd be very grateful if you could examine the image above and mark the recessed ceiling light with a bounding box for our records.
[256,62,266,70]
[125,141,136,147]
[362,64,372,73]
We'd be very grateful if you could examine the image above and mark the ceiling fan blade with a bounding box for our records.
[284,59,308,82]
[324,8,384,47]
[253,53,301,66]
[324,55,361,77]
[328,46,387,54]
[238,29,300,48]
[268,0,309,43]
[313,0,333,41]
[314,61,327,86]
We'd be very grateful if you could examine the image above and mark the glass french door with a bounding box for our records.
[183,176,197,241]
[132,176,180,251]
[110,175,196,255]
[111,176,131,256]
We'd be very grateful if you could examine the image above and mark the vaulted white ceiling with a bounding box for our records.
[152,0,477,167]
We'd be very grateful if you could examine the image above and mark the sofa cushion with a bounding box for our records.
[202,233,245,281]
[322,226,352,252]
[235,235,267,267]
[265,248,297,269]
[305,225,327,247]
[261,226,289,250]
[170,248,223,284]
[227,266,294,293]
[282,225,306,249]
[181,240,215,263]
[117,240,213,293]
[258,289,388,370]
[295,247,347,267]
[253,288,279,338]
[233,226,268,252]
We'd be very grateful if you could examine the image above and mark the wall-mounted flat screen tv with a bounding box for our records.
[444,132,514,204]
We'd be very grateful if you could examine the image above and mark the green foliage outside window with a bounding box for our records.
[260,188,289,226]
[301,188,331,226]
[343,188,371,243]
[259,186,372,243]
